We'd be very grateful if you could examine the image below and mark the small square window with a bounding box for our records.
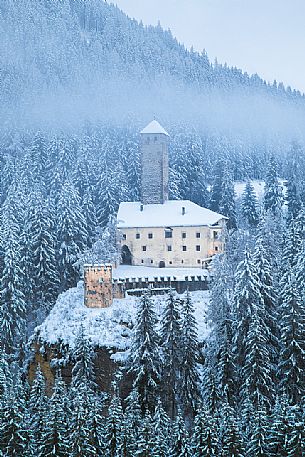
[196,245,201,252]
[182,246,187,251]
[215,246,219,252]
[136,233,140,239]
[181,260,184,264]
[150,259,153,264]
[123,233,127,240]
[141,259,144,263]
[167,245,172,251]
[165,230,172,239]
[142,246,147,251]
[148,233,153,239]
[169,261,172,265]
[213,231,218,240]
[197,259,201,264]
[196,232,201,238]
[182,232,186,239]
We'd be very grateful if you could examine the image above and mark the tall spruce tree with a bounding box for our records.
[160,289,182,418]
[191,406,219,456]
[264,156,282,216]
[180,292,201,417]
[128,292,161,414]
[242,180,259,227]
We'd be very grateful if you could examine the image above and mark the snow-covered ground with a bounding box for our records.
[34,282,210,360]
[113,265,209,281]
[234,179,286,200]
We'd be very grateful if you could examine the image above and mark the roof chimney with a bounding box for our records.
[182,206,186,215]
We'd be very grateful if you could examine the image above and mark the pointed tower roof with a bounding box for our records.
[140,120,169,136]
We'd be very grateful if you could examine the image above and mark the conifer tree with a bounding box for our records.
[57,180,88,291]
[135,412,154,457]
[242,180,259,227]
[246,401,268,457]
[40,372,70,457]
[170,412,190,457]
[0,385,28,456]
[105,390,124,457]
[266,396,290,457]
[279,273,305,405]
[180,292,201,417]
[219,165,237,229]
[151,399,170,457]
[264,156,282,216]
[191,406,218,456]
[29,193,59,311]
[128,293,161,414]
[28,365,47,456]
[220,402,244,457]
[285,177,300,225]
[160,289,182,418]
[71,323,96,391]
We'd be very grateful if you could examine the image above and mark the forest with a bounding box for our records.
[0,0,304,456]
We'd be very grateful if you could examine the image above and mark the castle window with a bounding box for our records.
[141,259,144,263]
[182,232,186,239]
[123,233,127,240]
[167,245,172,251]
[213,231,218,239]
[169,261,172,265]
[142,246,147,251]
[181,260,184,264]
[148,233,153,239]
[154,136,158,142]
[215,246,219,252]
[196,245,201,251]
[165,230,172,238]
[182,246,187,251]
[197,259,201,264]
[196,232,201,238]
[150,259,153,264]
[136,233,140,239]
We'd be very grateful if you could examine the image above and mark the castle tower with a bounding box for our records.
[140,120,169,205]
[84,264,113,308]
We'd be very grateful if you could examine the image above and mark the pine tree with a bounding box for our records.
[135,412,154,457]
[264,156,282,216]
[246,401,268,457]
[105,390,124,457]
[128,293,161,414]
[242,180,259,227]
[219,165,237,229]
[40,372,70,457]
[71,323,96,391]
[151,398,170,457]
[286,405,305,457]
[220,402,244,457]
[29,192,59,311]
[266,396,290,457]
[170,412,190,457]
[160,289,182,418]
[209,159,224,212]
[179,292,201,417]
[285,177,300,225]
[28,365,47,456]
[0,206,26,351]
[57,180,88,291]
[191,406,218,456]
[279,273,305,405]
[0,385,28,456]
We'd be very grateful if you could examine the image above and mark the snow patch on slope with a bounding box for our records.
[34,282,210,354]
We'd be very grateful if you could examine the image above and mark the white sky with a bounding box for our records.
[114,0,305,93]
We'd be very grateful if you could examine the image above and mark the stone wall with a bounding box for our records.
[84,264,113,308]
[119,224,224,268]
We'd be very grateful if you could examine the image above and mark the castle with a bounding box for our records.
[84,120,227,308]
[117,120,227,268]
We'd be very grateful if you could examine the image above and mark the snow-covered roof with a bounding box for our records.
[140,120,169,136]
[117,200,227,229]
